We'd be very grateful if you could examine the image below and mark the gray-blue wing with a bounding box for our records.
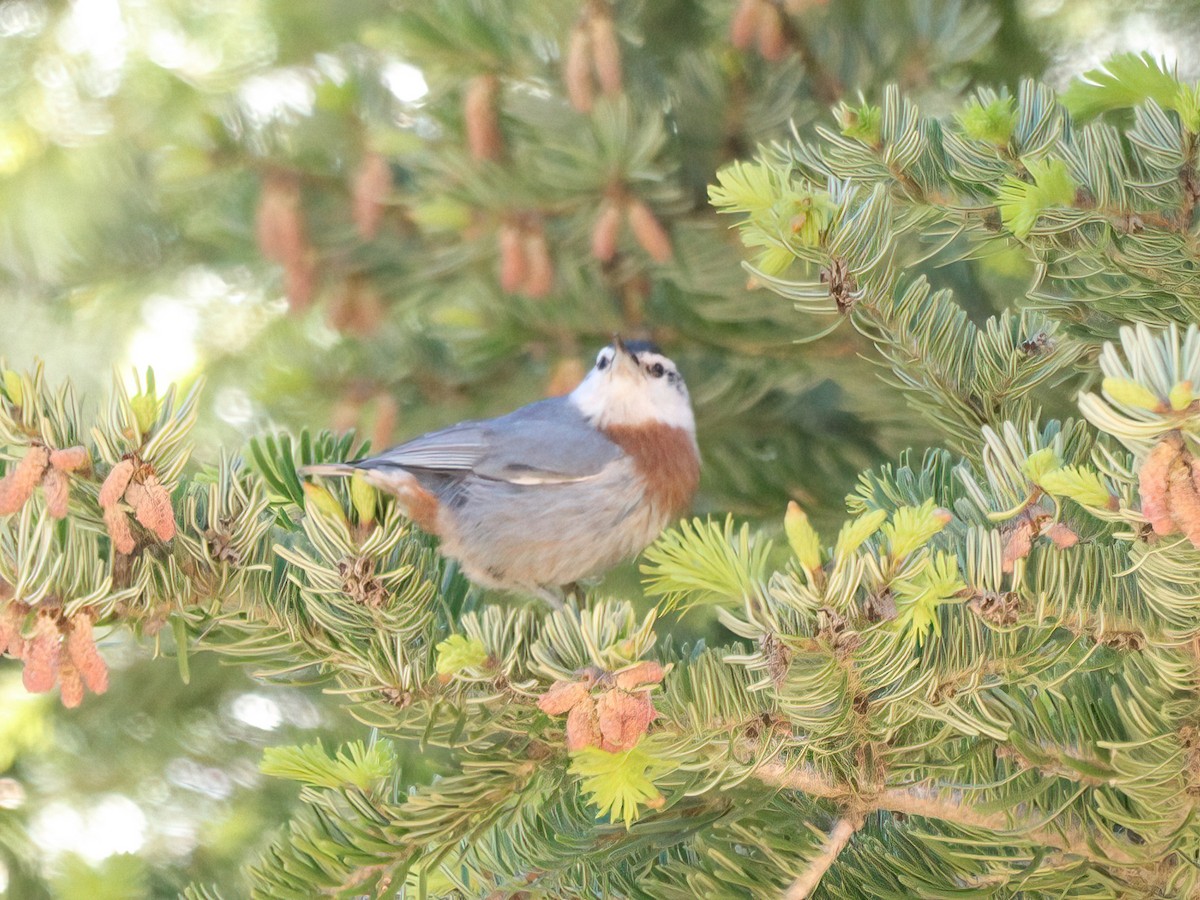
[360,398,622,484]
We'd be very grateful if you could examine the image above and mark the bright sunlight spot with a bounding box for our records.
[382,61,429,103]
[230,692,283,731]
[31,795,147,862]
[127,297,199,384]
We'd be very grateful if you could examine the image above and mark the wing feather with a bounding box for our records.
[367,423,487,471]
[354,398,622,485]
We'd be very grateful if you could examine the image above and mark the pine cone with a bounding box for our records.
[464,74,503,161]
[21,612,60,694]
[0,445,50,516]
[626,200,673,262]
[49,446,89,472]
[99,459,136,509]
[66,612,109,695]
[1139,435,1180,535]
[731,0,764,49]
[42,468,70,519]
[131,474,176,542]
[564,23,594,113]
[351,152,392,240]
[589,12,622,96]
[590,200,622,262]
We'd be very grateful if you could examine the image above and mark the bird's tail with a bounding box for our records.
[298,462,360,479]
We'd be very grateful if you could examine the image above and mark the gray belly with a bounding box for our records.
[433,460,668,593]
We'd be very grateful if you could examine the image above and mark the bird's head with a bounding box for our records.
[569,338,695,432]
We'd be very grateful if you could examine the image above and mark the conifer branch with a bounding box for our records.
[10,16,1200,893]
[776,9,842,106]
[753,759,1144,868]
[783,814,863,899]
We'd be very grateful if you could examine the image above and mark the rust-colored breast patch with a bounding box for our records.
[603,423,700,517]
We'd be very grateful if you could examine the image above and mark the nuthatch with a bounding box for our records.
[303,339,700,604]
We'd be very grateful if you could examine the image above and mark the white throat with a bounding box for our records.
[568,369,696,432]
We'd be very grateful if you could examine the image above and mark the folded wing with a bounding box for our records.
[358,397,622,485]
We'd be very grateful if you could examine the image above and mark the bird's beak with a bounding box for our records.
[610,335,638,377]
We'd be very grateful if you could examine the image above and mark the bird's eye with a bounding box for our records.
[648,362,665,378]
[597,355,610,371]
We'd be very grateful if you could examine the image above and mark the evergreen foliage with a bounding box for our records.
[0,0,1048,519]
[5,1,1200,897]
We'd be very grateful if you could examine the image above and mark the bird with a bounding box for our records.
[302,338,700,605]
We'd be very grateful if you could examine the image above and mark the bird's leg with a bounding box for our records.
[461,581,483,615]
[530,586,566,610]
[563,582,584,604]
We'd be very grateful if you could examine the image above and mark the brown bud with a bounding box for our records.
[565,695,602,750]
[498,223,529,294]
[1140,437,1180,535]
[329,276,383,336]
[614,660,665,691]
[1043,522,1079,549]
[0,445,50,516]
[1167,453,1200,547]
[66,613,108,695]
[372,392,398,450]
[0,615,14,658]
[21,613,60,694]
[349,282,384,335]
[351,152,392,240]
[464,74,503,162]
[255,180,286,262]
[49,446,89,472]
[1001,518,1036,574]
[522,228,555,298]
[0,604,25,657]
[104,506,136,555]
[596,688,657,751]
[123,479,146,511]
[330,394,362,434]
[132,475,176,543]
[589,12,622,96]
[257,172,316,312]
[326,279,356,332]
[546,358,587,398]
[283,254,317,313]
[564,24,594,113]
[626,199,673,262]
[59,658,84,709]
[756,3,789,61]
[590,200,622,262]
[42,468,70,519]
[538,679,591,715]
[731,0,764,49]
[255,173,305,265]
[99,459,136,509]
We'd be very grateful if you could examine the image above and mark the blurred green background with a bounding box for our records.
[1,0,1198,895]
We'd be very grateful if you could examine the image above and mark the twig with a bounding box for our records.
[776,8,841,105]
[1179,138,1197,229]
[753,759,1142,868]
[783,815,863,899]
